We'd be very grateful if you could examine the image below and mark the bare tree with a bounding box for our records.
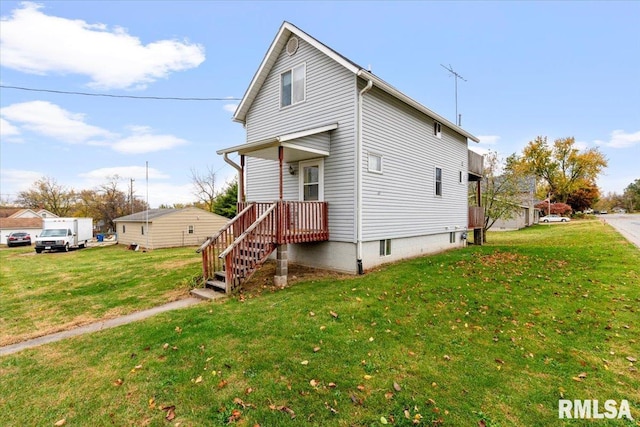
[479,151,529,240]
[15,176,76,216]
[191,166,217,212]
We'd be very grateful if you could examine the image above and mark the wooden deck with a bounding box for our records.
[198,201,328,291]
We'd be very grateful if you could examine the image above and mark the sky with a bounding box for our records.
[1,1,638,208]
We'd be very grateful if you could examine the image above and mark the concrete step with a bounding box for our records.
[190,288,225,301]
[206,279,227,292]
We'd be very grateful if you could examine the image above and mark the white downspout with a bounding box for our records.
[356,75,373,274]
[223,153,243,203]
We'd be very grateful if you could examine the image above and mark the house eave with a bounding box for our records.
[233,22,360,124]
[217,123,337,162]
[356,70,480,143]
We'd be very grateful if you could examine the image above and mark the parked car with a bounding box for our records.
[6,232,32,247]
[540,214,571,223]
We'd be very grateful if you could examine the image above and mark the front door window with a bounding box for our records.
[299,159,324,201]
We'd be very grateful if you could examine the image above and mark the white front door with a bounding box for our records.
[299,159,324,201]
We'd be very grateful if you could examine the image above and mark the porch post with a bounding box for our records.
[240,154,245,203]
[278,146,284,201]
[274,145,288,287]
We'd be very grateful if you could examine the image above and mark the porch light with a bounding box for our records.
[289,165,296,175]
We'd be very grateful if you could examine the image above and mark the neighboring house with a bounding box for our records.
[490,176,540,231]
[201,22,483,292]
[0,208,59,245]
[114,207,229,249]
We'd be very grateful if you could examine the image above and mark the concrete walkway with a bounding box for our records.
[1,297,205,357]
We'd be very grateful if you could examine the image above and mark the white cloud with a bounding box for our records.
[79,166,170,182]
[574,140,589,150]
[0,117,20,137]
[595,130,640,149]
[0,168,43,200]
[1,101,188,154]
[0,101,113,143]
[0,2,205,90]
[110,126,188,154]
[223,104,238,113]
[477,135,500,145]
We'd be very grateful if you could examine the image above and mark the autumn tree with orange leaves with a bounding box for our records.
[511,136,607,205]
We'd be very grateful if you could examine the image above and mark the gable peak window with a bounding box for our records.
[281,63,306,108]
[434,121,442,139]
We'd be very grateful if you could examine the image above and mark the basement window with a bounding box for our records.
[450,232,456,243]
[379,239,391,256]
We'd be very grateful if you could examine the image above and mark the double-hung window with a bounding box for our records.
[435,167,443,196]
[281,64,306,108]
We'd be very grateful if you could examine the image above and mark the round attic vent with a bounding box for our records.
[286,36,299,56]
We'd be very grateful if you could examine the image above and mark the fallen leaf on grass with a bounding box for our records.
[301,360,309,365]
[193,375,203,384]
[218,379,228,389]
[228,409,242,423]
[310,379,319,387]
[363,375,372,380]
[113,378,124,386]
[54,419,66,426]
[393,382,402,391]
[269,405,295,419]
[313,346,321,352]
[330,311,339,318]
[577,372,587,379]
[495,358,505,365]
[161,405,176,421]
[626,356,637,363]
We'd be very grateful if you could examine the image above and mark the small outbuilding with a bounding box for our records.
[114,207,229,249]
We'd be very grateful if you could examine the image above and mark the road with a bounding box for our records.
[600,213,640,249]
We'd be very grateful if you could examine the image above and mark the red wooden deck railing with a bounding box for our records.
[198,201,329,291]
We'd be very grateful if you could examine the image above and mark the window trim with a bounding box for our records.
[280,63,306,108]
[434,121,442,139]
[435,167,443,196]
[368,152,383,174]
[299,158,324,201]
[379,239,391,256]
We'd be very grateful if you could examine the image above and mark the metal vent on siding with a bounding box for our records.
[286,37,299,56]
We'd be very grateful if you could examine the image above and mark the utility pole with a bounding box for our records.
[129,178,135,214]
[441,64,466,126]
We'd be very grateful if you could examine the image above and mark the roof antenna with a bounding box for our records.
[440,64,466,126]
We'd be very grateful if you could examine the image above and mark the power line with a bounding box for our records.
[0,85,241,101]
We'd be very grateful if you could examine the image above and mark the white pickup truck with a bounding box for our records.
[34,217,93,253]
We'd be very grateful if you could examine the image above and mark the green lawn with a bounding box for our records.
[1,221,638,426]
[0,244,202,346]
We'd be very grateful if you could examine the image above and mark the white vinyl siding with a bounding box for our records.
[360,84,468,241]
[244,37,356,242]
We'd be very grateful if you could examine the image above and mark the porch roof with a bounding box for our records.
[217,123,337,162]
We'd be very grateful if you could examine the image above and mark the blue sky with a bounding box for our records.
[1,1,638,207]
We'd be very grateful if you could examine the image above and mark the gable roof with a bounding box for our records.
[114,209,180,223]
[113,207,228,223]
[233,21,479,143]
[0,217,43,229]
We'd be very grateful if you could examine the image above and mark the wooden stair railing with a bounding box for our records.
[196,203,256,287]
[217,203,278,292]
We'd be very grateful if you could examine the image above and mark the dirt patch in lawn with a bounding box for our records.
[239,260,352,297]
